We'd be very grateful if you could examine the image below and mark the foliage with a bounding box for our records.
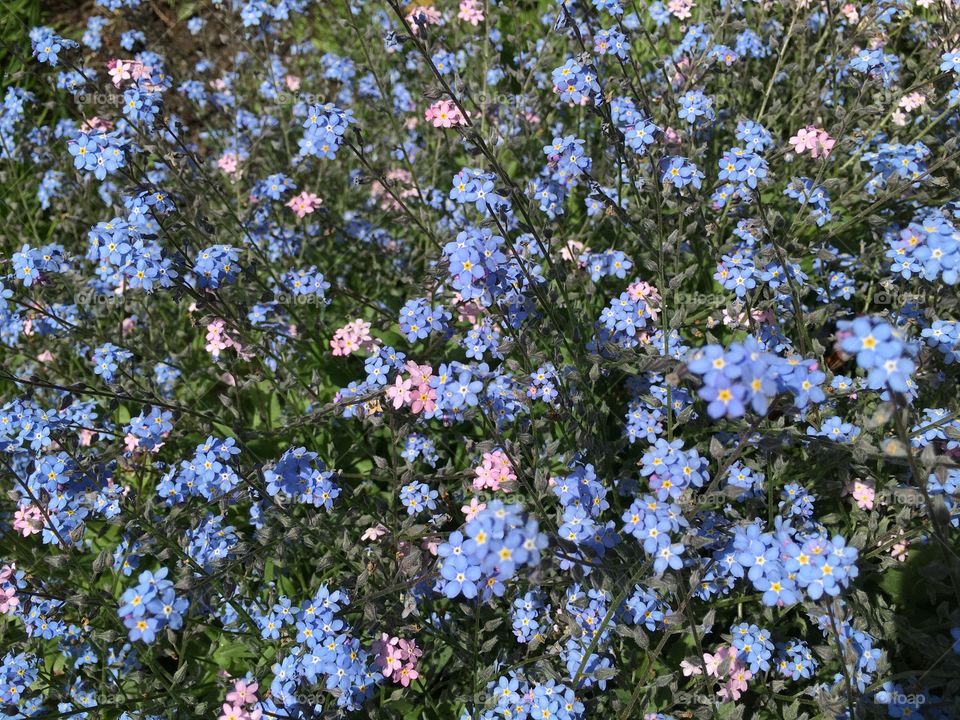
[2,0,960,719]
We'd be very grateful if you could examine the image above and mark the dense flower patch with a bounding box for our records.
[2,0,960,718]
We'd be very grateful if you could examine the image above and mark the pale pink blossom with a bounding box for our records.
[219,678,262,720]
[458,0,484,25]
[899,92,926,112]
[218,703,245,720]
[889,530,909,561]
[0,564,18,614]
[370,168,419,212]
[362,524,389,542]
[107,58,151,88]
[425,99,467,128]
[226,680,259,706]
[561,240,588,263]
[206,319,251,360]
[285,74,301,91]
[667,0,695,19]
[108,59,134,86]
[406,5,442,34]
[663,127,682,146]
[286,191,322,218]
[373,634,423,687]
[849,479,876,510]
[217,152,239,176]
[386,375,413,409]
[789,125,836,159]
[473,449,517,492]
[80,116,114,134]
[330,319,376,356]
[461,497,487,521]
[627,281,662,321]
[718,666,753,701]
[409,385,437,415]
[422,537,440,555]
[405,361,434,386]
[13,506,43,537]
[840,3,859,23]
[454,295,484,324]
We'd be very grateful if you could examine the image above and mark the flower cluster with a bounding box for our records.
[437,501,548,600]
[118,568,189,643]
[372,634,422,687]
[4,1,960,718]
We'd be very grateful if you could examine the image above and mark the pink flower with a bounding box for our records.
[789,125,836,158]
[461,497,487,521]
[206,320,251,360]
[108,59,134,86]
[422,537,440,555]
[285,74,301,91]
[472,449,516,491]
[667,0,694,19]
[37,350,55,362]
[217,152,239,176]
[386,375,413,409]
[369,168,419,212]
[680,659,703,676]
[703,645,737,677]
[405,361,434,386]
[397,666,419,687]
[899,92,926,112]
[406,5,442,34]
[286,191,323,218]
[561,240,588,263]
[330,319,376,356]
[373,634,422,686]
[409,384,437,415]
[362,524,388,542]
[840,3,859,23]
[79,116,114,134]
[458,0,484,24]
[889,530,909,562]
[13,505,43,537]
[626,281,662,321]
[425,99,467,128]
[849,480,876,510]
[0,564,18,614]
[107,59,151,88]
[717,666,753,701]
[454,295,483,324]
[218,703,246,720]
[226,680,259,706]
